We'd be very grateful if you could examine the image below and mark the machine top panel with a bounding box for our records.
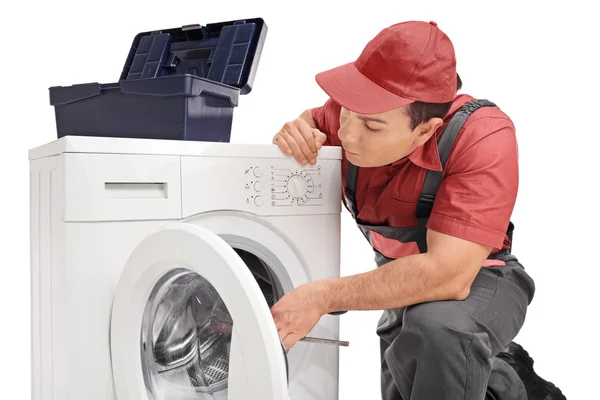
[28,135,343,161]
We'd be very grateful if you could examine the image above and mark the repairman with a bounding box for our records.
[271,20,565,400]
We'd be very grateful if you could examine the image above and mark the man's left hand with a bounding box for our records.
[270,279,331,350]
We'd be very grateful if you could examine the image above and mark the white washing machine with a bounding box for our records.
[28,135,343,400]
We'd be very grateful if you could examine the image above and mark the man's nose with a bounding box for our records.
[338,118,360,143]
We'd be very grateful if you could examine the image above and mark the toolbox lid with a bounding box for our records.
[120,18,267,95]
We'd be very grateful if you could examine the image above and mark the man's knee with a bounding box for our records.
[390,300,482,359]
[382,301,493,400]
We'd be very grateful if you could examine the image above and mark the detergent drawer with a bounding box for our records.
[63,153,181,221]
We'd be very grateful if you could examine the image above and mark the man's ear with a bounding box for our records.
[414,117,444,146]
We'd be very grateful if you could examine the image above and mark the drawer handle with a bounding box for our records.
[104,182,168,199]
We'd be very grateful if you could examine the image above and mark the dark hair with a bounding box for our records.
[405,73,462,130]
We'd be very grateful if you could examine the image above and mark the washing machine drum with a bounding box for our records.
[141,250,283,397]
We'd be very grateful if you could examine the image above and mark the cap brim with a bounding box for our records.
[315,62,414,115]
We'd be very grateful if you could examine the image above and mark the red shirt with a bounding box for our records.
[312,94,518,259]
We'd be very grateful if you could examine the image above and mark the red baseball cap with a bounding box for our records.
[315,20,457,115]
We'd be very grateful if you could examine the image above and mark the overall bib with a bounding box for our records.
[343,100,536,400]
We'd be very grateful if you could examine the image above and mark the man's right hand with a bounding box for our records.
[273,117,327,166]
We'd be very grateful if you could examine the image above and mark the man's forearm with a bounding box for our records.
[300,108,317,128]
[320,253,469,312]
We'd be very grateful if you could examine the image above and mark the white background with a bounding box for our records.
[1,0,598,399]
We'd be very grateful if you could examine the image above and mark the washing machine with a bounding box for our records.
[28,135,343,400]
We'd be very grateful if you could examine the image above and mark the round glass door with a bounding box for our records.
[110,223,290,400]
[139,250,285,399]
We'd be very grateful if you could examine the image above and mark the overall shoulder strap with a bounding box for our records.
[415,99,498,223]
[344,162,359,219]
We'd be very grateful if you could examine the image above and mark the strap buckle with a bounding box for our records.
[419,193,435,204]
[415,193,435,219]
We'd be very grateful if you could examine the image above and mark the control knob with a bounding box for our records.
[287,174,308,198]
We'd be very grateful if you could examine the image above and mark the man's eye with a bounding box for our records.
[365,123,380,132]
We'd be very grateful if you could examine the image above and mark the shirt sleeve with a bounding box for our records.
[426,119,519,249]
[311,98,342,146]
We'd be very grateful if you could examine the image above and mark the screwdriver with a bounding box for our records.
[299,336,349,347]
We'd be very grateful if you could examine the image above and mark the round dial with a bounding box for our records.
[287,174,308,198]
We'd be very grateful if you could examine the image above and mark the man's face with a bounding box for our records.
[337,105,443,167]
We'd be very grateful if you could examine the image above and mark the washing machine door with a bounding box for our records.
[110,223,289,400]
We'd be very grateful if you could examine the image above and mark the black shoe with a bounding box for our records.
[496,342,566,399]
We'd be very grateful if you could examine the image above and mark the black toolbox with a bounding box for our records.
[49,18,267,142]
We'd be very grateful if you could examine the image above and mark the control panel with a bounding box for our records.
[181,155,341,217]
[270,166,323,207]
[243,164,325,208]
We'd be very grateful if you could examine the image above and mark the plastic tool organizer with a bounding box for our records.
[49,18,267,142]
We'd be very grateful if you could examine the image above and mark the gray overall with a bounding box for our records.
[343,100,536,400]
